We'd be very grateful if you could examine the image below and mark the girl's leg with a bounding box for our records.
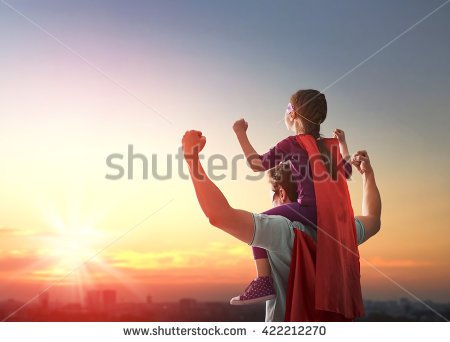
[255,257,271,278]
[229,230,276,304]
[230,247,275,305]
[230,259,275,305]
[230,203,314,306]
[253,246,270,277]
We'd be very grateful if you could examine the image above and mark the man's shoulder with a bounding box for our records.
[253,213,294,227]
[253,214,310,234]
[250,213,295,249]
[291,221,317,241]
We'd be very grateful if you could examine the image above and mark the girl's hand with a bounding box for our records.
[333,128,346,143]
[233,118,248,135]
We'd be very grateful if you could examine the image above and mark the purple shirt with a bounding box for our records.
[258,136,352,207]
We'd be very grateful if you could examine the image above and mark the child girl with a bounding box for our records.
[230,89,352,305]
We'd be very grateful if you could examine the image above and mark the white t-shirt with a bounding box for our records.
[249,214,366,322]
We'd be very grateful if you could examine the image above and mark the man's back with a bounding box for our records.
[250,214,366,321]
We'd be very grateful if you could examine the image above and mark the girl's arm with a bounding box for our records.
[339,141,350,161]
[233,119,265,172]
[333,128,352,179]
[333,129,350,161]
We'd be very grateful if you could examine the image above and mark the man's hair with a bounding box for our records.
[268,162,298,202]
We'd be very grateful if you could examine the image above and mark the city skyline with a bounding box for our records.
[1,287,448,322]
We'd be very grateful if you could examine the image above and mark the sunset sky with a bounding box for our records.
[1,0,450,309]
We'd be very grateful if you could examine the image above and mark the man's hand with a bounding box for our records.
[333,128,346,143]
[233,118,248,135]
[182,130,206,158]
[351,150,373,175]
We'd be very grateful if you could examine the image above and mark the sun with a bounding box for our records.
[31,200,142,301]
[50,225,105,269]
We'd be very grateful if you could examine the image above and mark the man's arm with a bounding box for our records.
[233,119,265,172]
[182,130,255,243]
[353,151,382,242]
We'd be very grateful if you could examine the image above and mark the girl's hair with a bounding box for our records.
[290,89,336,179]
[268,162,298,202]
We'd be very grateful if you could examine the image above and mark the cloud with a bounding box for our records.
[0,242,254,286]
[0,227,24,236]
[362,257,433,268]
[0,226,58,238]
[0,255,54,273]
[104,243,251,270]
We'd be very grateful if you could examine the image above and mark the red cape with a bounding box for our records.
[284,135,364,321]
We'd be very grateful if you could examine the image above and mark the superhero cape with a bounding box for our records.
[284,135,364,321]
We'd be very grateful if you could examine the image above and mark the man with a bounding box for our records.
[182,130,381,321]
